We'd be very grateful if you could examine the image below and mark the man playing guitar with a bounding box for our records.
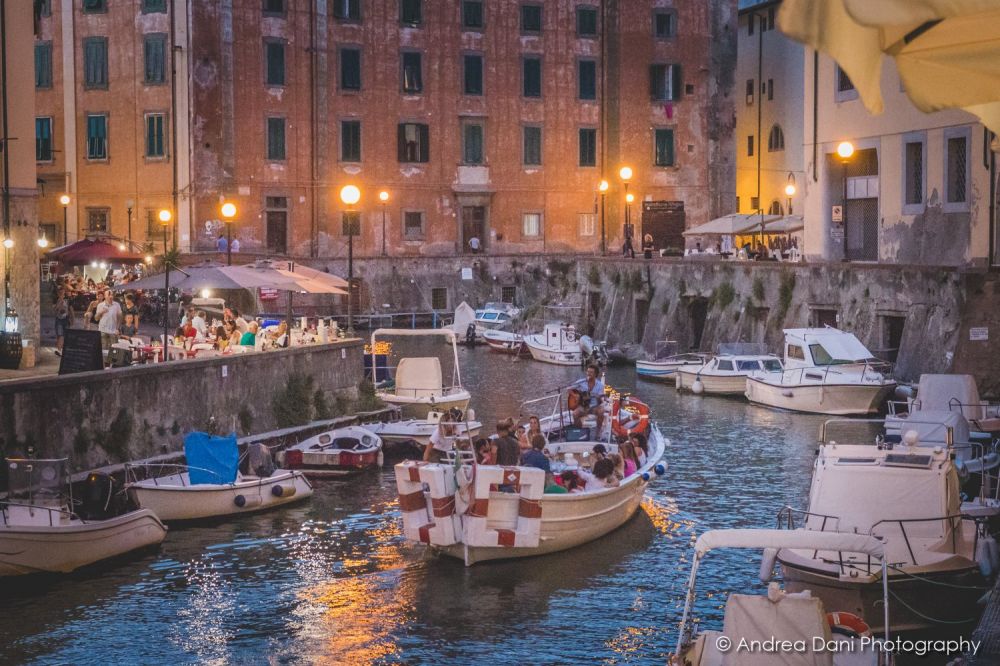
[569,364,606,435]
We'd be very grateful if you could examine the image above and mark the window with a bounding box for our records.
[747,13,754,35]
[654,128,675,166]
[266,117,286,160]
[522,213,541,237]
[340,47,361,90]
[787,344,805,361]
[523,126,542,166]
[945,129,969,207]
[35,42,52,89]
[463,54,483,95]
[746,135,754,157]
[768,200,782,215]
[37,0,52,16]
[835,65,858,102]
[144,33,167,85]
[263,0,285,16]
[404,211,424,240]
[654,10,676,38]
[145,113,166,158]
[902,135,924,211]
[142,0,167,13]
[500,286,516,303]
[83,37,108,89]
[578,213,596,237]
[397,122,429,162]
[341,120,361,162]
[649,64,681,101]
[401,51,422,93]
[767,78,773,100]
[146,209,166,235]
[578,128,596,166]
[577,6,597,37]
[578,60,596,100]
[521,4,542,32]
[332,0,361,21]
[431,287,448,310]
[86,114,108,160]
[82,0,106,13]
[35,117,53,162]
[462,120,484,165]
[750,196,759,211]
[745,79,753,105]
[523,57,541,98]
[87,208,109,232]
[717,360,734,371]
[400,0,421,26]
[341,211,360,236]
[767,125,784,152]
[265,40,285,86]
[462,1,483,29]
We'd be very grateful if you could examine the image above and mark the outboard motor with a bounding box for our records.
[247,442,276,477]
[77,472,125,520]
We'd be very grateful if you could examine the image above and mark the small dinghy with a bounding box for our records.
[126,433,313,522]
[277,425,384,477]
[0,458,167,576]
[366,410,482,447]
[482,329,528,356]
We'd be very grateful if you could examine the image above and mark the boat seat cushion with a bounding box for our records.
[720,593,833,665]
[395,357,444,397]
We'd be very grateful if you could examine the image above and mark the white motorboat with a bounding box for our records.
[126,434,313,521]
[894,374,1000,434]
[0,458,167,576]
[276,425,384,477]
[675,343,781,395]
[394,390,667,565]
[745,328,896,415]
[524,322,584,366]
[482,329,528,356]
[636,354,709,381]
[674,529,887,665]
[365,411,483,447]
[777,420,990,632]
[474,301,520,331]
[373,328,472,418]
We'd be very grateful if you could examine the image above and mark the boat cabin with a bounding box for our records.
[782,328,879,371]
[539,323,578,352]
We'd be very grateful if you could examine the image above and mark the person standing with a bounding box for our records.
[622,223,636,259]
[230,238,241,253]
[216,234,228,255]
[642,234,655,259]
[53,289,74,356]
[493,420,520,467]
[468,236,481,254]
[121,293,140,337]
[95,290,123,352]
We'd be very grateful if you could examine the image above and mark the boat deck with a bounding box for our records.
[968,574,1000,663]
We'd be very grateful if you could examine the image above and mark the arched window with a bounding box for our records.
[768,200,783,215]
[767,124,785,152]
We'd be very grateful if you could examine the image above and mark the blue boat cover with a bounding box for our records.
[184,432,239,485]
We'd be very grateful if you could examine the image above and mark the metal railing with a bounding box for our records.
[1,500,79,527]
[763,359,894,388]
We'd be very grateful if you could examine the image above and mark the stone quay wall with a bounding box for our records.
[0,340,363,473]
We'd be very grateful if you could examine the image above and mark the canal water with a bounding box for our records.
[2,345,828,665]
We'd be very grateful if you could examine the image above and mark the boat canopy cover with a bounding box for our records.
[885,409,970,446]
[451,301,476,329]
[184,432,239,485]
[395,357,443,394]
[916,374,984,418]
[694,528,884,558]
[721,593,835,666]
[784,328,874,362]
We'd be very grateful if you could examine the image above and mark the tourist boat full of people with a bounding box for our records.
[372,328,472,418]
[635,341,709,382]
[744,327,896,415]
[776,418,992,632]
[126,433,313,521]
[276,425,384,477]
[675,343,782,395]
[393,385,667,565]
[0,458,167,576]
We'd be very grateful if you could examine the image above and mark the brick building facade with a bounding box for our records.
[35,0,736,259]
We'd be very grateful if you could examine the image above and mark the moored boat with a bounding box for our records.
[277,425,384,477]
[675,343,781,395]
[524,322,584,366]
[895,373,1000,434]
[365,410,483,447]
[636,354,709,381]
[474,302,520,331]
[373,328,472,418]
[482,329,529,356]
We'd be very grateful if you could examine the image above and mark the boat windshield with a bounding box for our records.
[809,343,868,366]
[762,359,782,371]
[736,360,760,371]
[6,458,69,502]
[481,312,499,321]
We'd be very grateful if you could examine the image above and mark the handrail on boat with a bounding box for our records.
[818,417,954,448]
[124,462,232,487]
[0,500,80,527]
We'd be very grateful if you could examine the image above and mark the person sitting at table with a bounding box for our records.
[559,470,584,493]
[191,310,208,339]
[223,320,241,348]
[239,321,259,346]
[231,308,249,333]
[213,326,229,352]
[544,471,568,494]
[520,434,550,473]
[270,321,289,348]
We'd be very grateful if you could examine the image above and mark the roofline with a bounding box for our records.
[738,0,782,18]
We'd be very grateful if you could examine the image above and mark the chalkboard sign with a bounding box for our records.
[58,329,104,375]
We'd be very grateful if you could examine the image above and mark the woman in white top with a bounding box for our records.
[423,413,457,463]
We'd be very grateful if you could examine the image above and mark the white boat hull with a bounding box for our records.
[636,359,701,381]
[367,420,482,446]
[0,509,167,576]
[378,391,471,419]
[745,378,896,415]
[524,337,582,366]
[127,471,313,522]
[482,330,527,355]
[675,370,748,395]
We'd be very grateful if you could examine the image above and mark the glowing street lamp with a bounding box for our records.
[221,201,237,265]
[837,141,855,260]
[784,174,797,215]
[59,194,70,245]
[339,185,361,336]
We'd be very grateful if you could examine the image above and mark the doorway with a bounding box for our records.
[461,206,486,253]
[688,298,708,350]
[266,196,288,254]
[846,198,878,261]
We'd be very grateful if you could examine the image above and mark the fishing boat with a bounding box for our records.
[126,433,313,522]
[0,458,167,576]
[524,322,584,366]
[474,302,520,331]
[675,343,781,395]
[744,328,896,415]
[776,419,991,632]
[673,529,887,665]
[365,410,483,447]
[373,328,472,418]
[481,329,528,356]
[277,425,384,477]
[394,390,668,566]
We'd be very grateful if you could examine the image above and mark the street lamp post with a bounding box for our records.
[159,209,172,354]
[339,184,361,337]
[837,141,855,261]
[378,190,389,257]
[784,177,796,216]
[126,199,134,248]
[221,201,236,266]
[59,194,70,245]
[598,179,609,255]
[619,166,633,257]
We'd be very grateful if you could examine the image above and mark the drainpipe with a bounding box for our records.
[812,50,818,182]
[990,136,997,268]
[1,0,10,319]
[169,0,178,249]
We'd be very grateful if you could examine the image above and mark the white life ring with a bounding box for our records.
[463,465,544,549]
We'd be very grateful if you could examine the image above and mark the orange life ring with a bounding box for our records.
[826,611,871,638]
[611,395,650,439]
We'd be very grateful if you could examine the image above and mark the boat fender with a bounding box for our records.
[759,548,778,582]
[272,484,296,498]
[641,472,651,481]
[977,537,993,577]
[692,378,704,395]
[234,494,263,508]
[654,463,667,476]
[826,612,871,638]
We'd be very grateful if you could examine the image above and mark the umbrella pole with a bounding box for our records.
[286,291,293,339]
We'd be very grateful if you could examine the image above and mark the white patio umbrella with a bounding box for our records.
[778,0,1000,134]
[681,214,780,237]
[118,260,302,292]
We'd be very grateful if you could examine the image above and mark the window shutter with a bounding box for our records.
[397,124,406,161]
[671,64,682,101]
[419,124,430,162]
[649,65,658,100]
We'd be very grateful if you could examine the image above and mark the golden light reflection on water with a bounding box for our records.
[170,563,235,665]
[641,496,695,539]
[603,624,660,664]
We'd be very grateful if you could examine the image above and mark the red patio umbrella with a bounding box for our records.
[44,237,143,266]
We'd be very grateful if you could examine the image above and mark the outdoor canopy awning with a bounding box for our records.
[762,215,804,235]
[778,0,1000,135]
[682,214,781,237]
[44,237,143,266]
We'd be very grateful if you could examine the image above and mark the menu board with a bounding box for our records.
[58,329,104,375]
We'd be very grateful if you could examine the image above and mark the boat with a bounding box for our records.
[441,301,479,344]
[776,419,991,633]
[482,329,528,356]
[894,374,1000,434]
[474,301,520,331]
[636,341,709,381]
[372,328,472,418]
[277,425,384,477]
[524,322,584,366]
[365,410,483,447]
[0,458,167,576]
[673,528,887,665]
[126,433,313,522]
[393,390,668,566]
[675,343,781,395]
[745,327,896,415]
